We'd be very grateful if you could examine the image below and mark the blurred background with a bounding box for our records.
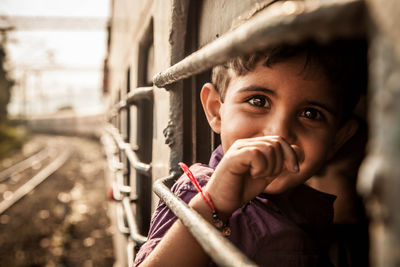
[0,0,115,266]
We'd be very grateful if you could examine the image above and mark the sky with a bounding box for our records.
[0,0,110,116]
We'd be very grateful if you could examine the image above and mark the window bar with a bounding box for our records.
[102,132,148,245]
[114,87,154,112]
[127,240,136,267]
[153,0,365,88]
[122,196,148,245]
[153,176,258,267]
[104,86,154,253]
[105,123,151,176]
[126,86,154,104]
[116,203,130,234]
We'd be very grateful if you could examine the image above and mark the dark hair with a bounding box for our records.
[212,39,367,121]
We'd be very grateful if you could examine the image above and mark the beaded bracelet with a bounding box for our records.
[179,162,231,237]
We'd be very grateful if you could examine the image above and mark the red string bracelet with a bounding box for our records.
[178,162,231,237]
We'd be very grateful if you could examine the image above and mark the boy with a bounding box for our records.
[134,40,365,266]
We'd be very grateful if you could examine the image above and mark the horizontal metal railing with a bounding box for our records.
[126,86,154,104]
[115,86,154,111]
[107,87,154,120]
[153,0,365,87]
[153,176,257,267]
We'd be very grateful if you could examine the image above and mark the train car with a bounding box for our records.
[102,0,400,266]
[26,111,104,138]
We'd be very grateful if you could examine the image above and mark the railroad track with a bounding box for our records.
[0,144,72,215]
[0,147,50,183]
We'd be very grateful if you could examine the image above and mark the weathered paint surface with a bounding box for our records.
[358,1,400,266]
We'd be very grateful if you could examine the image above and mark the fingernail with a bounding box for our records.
[293,164,299,172]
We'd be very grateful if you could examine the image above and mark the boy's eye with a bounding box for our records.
[300,108,325,121]
[247,95,270,108]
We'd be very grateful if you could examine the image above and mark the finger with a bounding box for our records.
[247,147,269,178]
[237,145,272,179]
[271,141,284,176]
[231,136,298,173]
[273,137,299,172]
[223,145,268,177]
[255,142,276,178]
[231,141,276,178]
[234,138,287,176]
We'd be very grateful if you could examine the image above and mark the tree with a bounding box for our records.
[0,31,25,159]
[0,31,14,123]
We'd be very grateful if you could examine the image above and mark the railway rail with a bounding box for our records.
[0,143,72,215]
[0,134,115,266]
[0,147,50,183]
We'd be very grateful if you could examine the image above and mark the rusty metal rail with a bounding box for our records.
[153,0,365,87]
[153,175,258,267]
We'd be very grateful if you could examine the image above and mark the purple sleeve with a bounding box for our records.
[133,164,213,266]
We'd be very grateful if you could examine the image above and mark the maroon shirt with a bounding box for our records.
[134,146,336,266]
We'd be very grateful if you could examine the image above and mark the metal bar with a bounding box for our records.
[126,87,153,104]
[113,171,125,201]
[116,100,127,111]
[153,0,365,87]
[105,124,151,175]
[153,175,257,267]
[113,87,154,111]
[127,240,135,266]
[116,203,130,234]
[102,133,147,245]
[122,197,148,245]
[357,0,400,265]
[124,146,151,176]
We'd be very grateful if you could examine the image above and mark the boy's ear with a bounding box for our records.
[329,119,359,158]
[200,83,222,134]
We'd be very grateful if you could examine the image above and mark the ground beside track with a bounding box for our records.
[0,135,115,267]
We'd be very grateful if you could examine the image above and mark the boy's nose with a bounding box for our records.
[263,115,295,142]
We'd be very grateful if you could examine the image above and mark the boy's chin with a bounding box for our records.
[262,174,304,195]
[263,185,287,195]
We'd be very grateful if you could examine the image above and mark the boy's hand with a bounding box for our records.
[205,136,299,217]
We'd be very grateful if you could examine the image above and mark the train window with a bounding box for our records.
[181,0,282,165]
[150,1,369,266]
[134,18,154,234]
[146,44,155,86]
[138,19,154,87]
[182,1,212,165]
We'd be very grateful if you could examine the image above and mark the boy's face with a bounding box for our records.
[204,56,356,194]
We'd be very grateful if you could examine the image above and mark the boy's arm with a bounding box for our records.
[139,192,218,267]
[139,136,298,266]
